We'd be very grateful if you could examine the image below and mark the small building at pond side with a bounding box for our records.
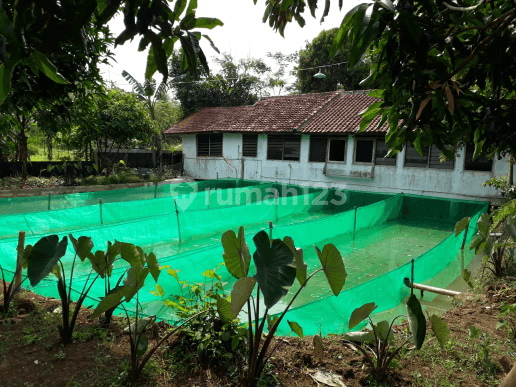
[164,90,508,201]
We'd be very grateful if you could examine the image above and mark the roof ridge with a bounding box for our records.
[298,91,344,131]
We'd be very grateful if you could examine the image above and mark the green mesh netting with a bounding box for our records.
[0,180,487,336]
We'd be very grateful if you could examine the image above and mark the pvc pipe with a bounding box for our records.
[403,278,461,297]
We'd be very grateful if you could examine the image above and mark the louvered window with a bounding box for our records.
[429,146,454,169]
[404,142,454,169]
[242,134,258,157]
[375,139,396,166]
[465,144,492,171]
[309,136,327,162]
[197,133,223,157]
[267,134,301,161]
[404,143,429,167]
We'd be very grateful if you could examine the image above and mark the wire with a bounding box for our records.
[295,60,348,72]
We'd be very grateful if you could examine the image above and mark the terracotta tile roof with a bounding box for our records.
[300,92,387,134]
[164,90,387,135]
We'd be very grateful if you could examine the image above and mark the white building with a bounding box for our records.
[165,90,508,201]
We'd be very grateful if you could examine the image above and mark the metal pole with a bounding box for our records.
[48,194,51,211]
[410,259,415,296]
[99,198,103,225]
[269,221,273,239]
[352,206,357,250]
[174,199,182,243]
[154,182,158,199]
[207,188,211,209]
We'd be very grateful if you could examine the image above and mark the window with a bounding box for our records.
[197,133,222,157]
[354,138,375,163]
[267,134,301,161]
[404,143,454,169]
[375,139,396,166]
[464,144,493,171]
[309,136,327,162]
[242,134,258,157]
[309,136,347,162]
[328,137,346,162]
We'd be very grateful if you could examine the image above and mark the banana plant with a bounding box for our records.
[343,297,450,382]
[220,226,347,387]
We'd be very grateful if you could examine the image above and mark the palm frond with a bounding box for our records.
[154,82,168,101]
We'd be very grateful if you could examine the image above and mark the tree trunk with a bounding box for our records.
[17,128,28,179]
[47,134,53,161]
[509,155,514,185]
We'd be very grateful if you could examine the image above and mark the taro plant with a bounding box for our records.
[220,226,347,387]
[0,243,32,317]
[26,234,161,345]
[343,297,450,382]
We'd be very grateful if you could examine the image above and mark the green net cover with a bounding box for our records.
[0,180,487,336]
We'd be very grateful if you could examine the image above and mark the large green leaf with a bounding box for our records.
[0,63,12,102]
[194,17,223,29]
[216,295,232,323]
[283,236,306,286]
[407,294,426,349]
[90,286,129,320]
[69,234,93,261]
[221,227,251,279]
[314,244,346,296]
[288,320,304,338]
[230,277,255,319]
[146,252,161,282]
[253,231,296,309]
[31,51,68,84]
[119,242,142,267]
[27,235,68,287]
[136,334,148,357]
[375,320,394,343]
[123,266,150,302]
[342,331,375,343]
[349,302,377,330]
[429,314,450,348]
[454,217,470,237]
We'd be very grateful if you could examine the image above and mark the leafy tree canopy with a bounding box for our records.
[0,0,223,103]
[296,28,375,93]
[168,52,268,119]
[260,0,516,158]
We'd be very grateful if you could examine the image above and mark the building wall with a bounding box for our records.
[181,133,508,201]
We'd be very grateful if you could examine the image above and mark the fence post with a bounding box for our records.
[48,194,51,211]
[207,188,211,209]
[99,198,103,225]
[352,206,357,250]
[14,231,26,291]
[268,221,273,239]
[154,182,158,199]
[274,188,279,224]
[174,199,182,243]
[460,219,470,274]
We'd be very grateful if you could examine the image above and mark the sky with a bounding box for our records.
[99,0,363,91]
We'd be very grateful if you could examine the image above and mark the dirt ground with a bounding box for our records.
[0,280,515,387]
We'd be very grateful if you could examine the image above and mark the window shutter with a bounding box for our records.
[375,139,396,166]
[428,145,454,169]
[283,135,301,161]
[404,143,429,167]
[197,134,210,156]
[209,133,223,156]
[242,134,258,157]
[267,135,284,160]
